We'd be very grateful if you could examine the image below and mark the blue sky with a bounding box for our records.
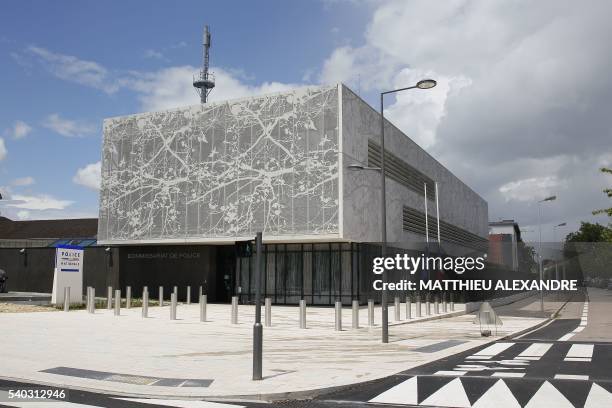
[1,0,611,243]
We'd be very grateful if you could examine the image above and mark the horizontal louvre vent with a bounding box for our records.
[402,206,487,250]
[368,140,435,200]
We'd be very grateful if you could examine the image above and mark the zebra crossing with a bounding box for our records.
[367,339,612,407]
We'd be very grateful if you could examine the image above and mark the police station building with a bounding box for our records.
[96,84,488,305]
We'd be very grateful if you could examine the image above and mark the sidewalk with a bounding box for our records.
[0,294,566,399]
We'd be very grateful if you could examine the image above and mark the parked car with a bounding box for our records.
[0,269,7,293]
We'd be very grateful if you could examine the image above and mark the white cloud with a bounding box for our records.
[144,49,164,59]
[25,46,118,93]
[16,210,30,220]
[8,121,32,140]
[11,176,35,186]
[43,114,95,137]
[499,176,564,202]
[7,194,73,210]
[0,137,6,161]
[73,161,101,191]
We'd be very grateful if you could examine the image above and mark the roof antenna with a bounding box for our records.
[193,25,215,104]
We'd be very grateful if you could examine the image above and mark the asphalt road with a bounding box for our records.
[1,288,611,408]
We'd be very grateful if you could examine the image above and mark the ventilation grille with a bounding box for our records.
[402,206,487,250]
[368,140,435,200]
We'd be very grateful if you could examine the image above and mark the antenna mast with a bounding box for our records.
[193,25,215,104]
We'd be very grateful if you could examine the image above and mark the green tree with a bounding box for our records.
[593,167,612,217]
[566,222,612,243]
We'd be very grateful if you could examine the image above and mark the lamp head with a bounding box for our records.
[416,79,437,89]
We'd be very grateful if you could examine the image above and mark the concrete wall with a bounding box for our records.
[340,85,488,247]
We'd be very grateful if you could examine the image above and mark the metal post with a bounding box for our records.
[142,287,148,318]
[416,294,422,317]
[126,286,131,309]
[63,287,70,312]
[187,286,191,305]
[264,298,271,327]
[299,299,306,329]
[170,293,177,320]
[114,289,120,316]
[200,294,207,322]
[434,294,439,314]
[538,202,544,312]
[380,92,388,344]
[231,296,238,324]
[107,286,112,310]
[450,292,455,311]
[335,301,342,331]
[443,292,447,313]
[368,299,374,326]
[199,285,203,301]
[173,286,178,300]
[352,300,359,329]
[159,286,163,307]
[86,287,91,313]
[394,296,400,321]
[91,287,95,313]
[406,295,412,319]
[253,231,263,381]
[426,294,431,315]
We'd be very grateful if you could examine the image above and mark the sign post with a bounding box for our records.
[253,232,263,380]
[51,245,84,305]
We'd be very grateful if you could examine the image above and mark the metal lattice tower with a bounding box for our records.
[193,25,215,104]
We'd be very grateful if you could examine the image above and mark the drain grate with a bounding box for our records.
[40,367,213,387]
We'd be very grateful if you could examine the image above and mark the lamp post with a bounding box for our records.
[349,78,437,343]
[537,195,556,312]
[553,222,566,243]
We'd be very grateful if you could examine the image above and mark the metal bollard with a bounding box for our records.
[368,299,374,326]
[406,296,412,319]
[299,299,307,329]
[200,294,207,322]
[114,289,120,316]
[63,287,70,312]
[450,292,455,311]
[142,287,149,318]
[394,296,401,321]
[426,294,431,315]
[186,286,191,305]
[170,293,177,320]
[352,300,359,329]
[416,295,422,317]
[434,295,439,314]
[159,286,163,307]
[443,292,447,313]
[173,286,178,299]
[264,298,271,327]
[90,287,96,313]
[335,301,342,331]
[107,286,113,310]
[126,286,131,309]
[231,296,238,324]
[86,287,91,313]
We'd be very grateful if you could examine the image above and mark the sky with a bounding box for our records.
[0,0,610,244]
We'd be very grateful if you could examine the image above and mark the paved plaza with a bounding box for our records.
[0,294,566,399]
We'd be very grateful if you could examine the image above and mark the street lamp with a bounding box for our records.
[537,195,556,312]
[553,222,567,243]
[350,79,437,344]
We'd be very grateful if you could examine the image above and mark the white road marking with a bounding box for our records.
[559,333,575,341]
[420,378,471,408]
[516,343,552,361]
[525,381,574,408]
[115,398,244,408]
[564,344,594,362]
[469,342,514,359]
[559,300,589,341]
[584,383,612,408]
[434,370,466,376]
[554,374,589,380]
[472,379,521,408]
[368,376,418,405]
[492,372,525,378]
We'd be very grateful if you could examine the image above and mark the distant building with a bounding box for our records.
[488,220,522,271]
[0,216,97,248]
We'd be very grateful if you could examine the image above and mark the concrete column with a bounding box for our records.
[126,286,131,309]
[63,287,70,312]
[406,296,412,319]
[394,296,401,321]
[114,289,120,316]
[107,286,112,310]
[299,299,306,329]
[159,286,163,307]
[264,298,271,327]
[142,287,148,318]
[368,299,374,326]
[352,300,359,329]
[186,286,191,305]
[200,294,207,322]
[231,296,238,324]
[170,293,177,320]
[334,301,342,331]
